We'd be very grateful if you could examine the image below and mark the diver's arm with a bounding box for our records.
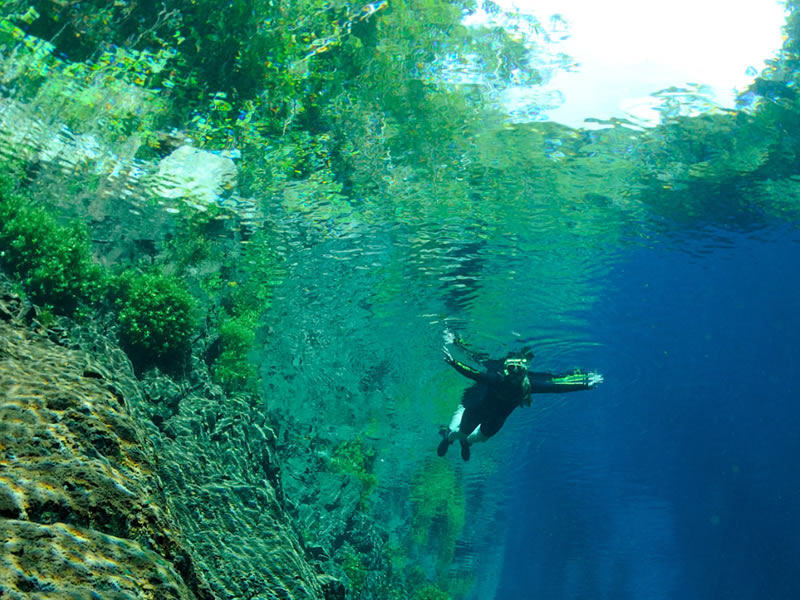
[442,346,488,382]
[450,359,489,382]
[450,332,490,364]
[528,370,603,393]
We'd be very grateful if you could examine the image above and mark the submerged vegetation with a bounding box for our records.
[112,270,198,365]
[332,435,379,504]
[3,0,800,597]
[410,460,467,578]
[0,173,105,315]
[0,170,198,369]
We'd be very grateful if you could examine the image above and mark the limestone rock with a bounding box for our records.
[0,286,334,599]
[132,374,329,600]
[0,292,209,599]
[150,145,238,211]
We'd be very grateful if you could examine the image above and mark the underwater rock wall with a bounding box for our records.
[0,287,209,598]
[130,364,331,599]
[0,282,331,599]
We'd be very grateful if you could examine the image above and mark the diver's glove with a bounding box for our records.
[442,345,455,365]
[587,372,604,387]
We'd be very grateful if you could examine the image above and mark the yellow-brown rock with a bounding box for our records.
[0,284,334,599]
[0,291,209,598]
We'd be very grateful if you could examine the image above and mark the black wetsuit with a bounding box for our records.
[450,358,592,439]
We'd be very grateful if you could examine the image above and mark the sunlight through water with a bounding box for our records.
[1,1,799,599]
[487,0,788,126]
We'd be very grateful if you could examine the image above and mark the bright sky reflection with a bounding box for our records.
[496,0,788,128]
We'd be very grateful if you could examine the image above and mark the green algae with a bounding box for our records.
[410,459,466,577]
[412,584,452,600]
[332,434,378,505]
[112,270,198,366]
[0,172,105,315]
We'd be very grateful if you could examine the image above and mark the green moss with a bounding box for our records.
[212,310,259,391]
[411,584,451,600]
[0,177,105,315]
[409,460,466,576]
[332,435,378,504]
[112,271,198,365]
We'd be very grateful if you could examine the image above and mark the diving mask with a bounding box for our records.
[503,357,528,377]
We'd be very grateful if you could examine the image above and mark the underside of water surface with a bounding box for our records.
[1,1,800,599]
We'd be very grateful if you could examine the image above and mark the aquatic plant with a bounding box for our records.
[332,435,378,504]
[112,271,197,365]
[212,311,259,391]
[409,459,466,576]
[165,221,216,276]
[340,545,368,598]
[0,173,197,369]
[208,231,279,391]
[0,175,105,314]
[401,565,456,600]
[411,584,451,600]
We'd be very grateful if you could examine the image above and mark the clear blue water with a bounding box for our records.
[498,226,800,599]
[259,194,800,599]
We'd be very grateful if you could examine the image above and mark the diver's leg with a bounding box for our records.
[456,411,484,462]
[437,434,451,456]
[437,405,463,456]
[459,437,470,461]
[438,405,466,456]
[466,426,489,445]
[458,425,491,461]
[447,405,465,440]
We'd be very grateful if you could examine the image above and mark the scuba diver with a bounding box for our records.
[437,333,603,461]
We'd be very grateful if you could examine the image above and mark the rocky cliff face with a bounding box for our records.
[0,285,335,599]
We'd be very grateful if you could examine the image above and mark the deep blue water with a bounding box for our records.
[498,226,800,599]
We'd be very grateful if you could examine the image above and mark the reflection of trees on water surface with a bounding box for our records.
[3,1,800,598]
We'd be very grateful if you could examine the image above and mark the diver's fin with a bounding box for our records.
[460,439,471,461]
